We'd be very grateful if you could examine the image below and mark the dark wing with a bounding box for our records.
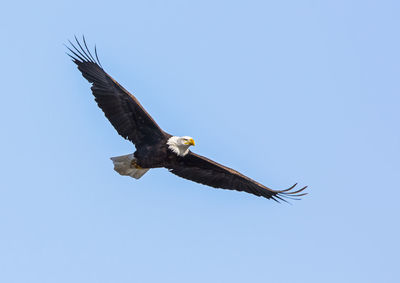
[66,36,166,147]
[167,152,307,202]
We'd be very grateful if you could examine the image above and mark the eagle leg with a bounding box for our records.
[130,159,143,169]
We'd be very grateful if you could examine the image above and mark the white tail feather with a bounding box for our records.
[110,154,149,179]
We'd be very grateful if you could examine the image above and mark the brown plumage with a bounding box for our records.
[66,36,307,202]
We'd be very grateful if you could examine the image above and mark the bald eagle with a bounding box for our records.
[66,37,307,202]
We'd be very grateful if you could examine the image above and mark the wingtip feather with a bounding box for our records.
[65,36,103,69]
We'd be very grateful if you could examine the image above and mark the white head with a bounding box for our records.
[167,136,195,156]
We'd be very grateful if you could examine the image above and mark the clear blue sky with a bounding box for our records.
[1,1,399,282]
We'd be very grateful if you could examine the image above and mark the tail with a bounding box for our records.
[110,154,150,179]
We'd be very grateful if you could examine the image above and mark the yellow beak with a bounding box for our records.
[186,138,195,146]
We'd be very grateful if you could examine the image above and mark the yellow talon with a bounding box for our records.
[130,160,143,169]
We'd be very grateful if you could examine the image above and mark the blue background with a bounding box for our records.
[1,1,399,282]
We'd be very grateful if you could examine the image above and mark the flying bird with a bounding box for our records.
[66,36,307,202]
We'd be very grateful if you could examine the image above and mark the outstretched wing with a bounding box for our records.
[66,36,166,147]
[167,152,307,202]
